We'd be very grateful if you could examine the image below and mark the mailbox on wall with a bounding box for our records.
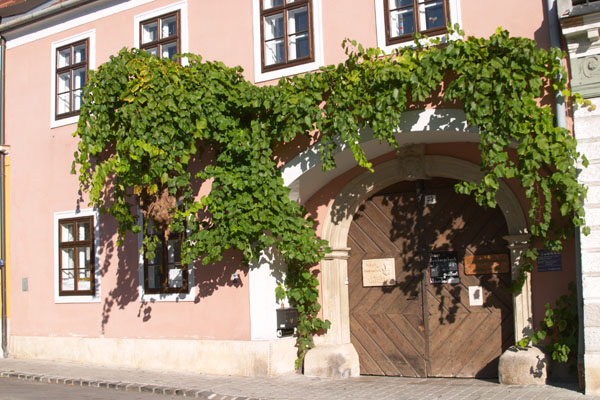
[276,307,298,337]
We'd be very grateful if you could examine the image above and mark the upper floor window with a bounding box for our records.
[139,11,180,59]
[384,0,449,45]
[260,0,313,72]
[58,215,95,296]
[55,39,88,120]
[143,222,188,295]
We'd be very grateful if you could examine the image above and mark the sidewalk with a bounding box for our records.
[0,357,597,400]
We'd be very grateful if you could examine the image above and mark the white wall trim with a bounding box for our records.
[374,0,462,54]
[252,0,324,83]
[249,247,289,340]
[5,0,155,49]
[50,29,96,129]
[133,0,189,64]
[53,208,101,304]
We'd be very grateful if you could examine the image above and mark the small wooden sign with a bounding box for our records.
[464,254,509,275]
[362,258,396,287]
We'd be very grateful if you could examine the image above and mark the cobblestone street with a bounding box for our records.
[0,358,597,400]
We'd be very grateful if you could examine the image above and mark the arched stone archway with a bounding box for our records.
[304,150,532,378]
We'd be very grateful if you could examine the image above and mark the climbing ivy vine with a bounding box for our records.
[73,26,590,369]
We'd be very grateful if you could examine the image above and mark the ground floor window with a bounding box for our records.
[143,223,188,294]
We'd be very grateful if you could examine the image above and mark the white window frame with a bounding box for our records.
[133,1,189,65]
[252,0,324,83]
[54,208,101,303]
[375,0,462,54]
[137,213,195,302]
[50,29,95,129]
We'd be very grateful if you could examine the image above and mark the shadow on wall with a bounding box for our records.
[347,177,515,377]
[75,207,245,333]
[96,211,246,333]
[74,145,246,333]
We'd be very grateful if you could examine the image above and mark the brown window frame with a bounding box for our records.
[55,39,88,120]
[260,0,314,72]
[58,216,95,296]
[384,0,449,46]
[139,11,181,60]
[143,229,189,295]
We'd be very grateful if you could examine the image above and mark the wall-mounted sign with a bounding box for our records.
[362,258,396,287]
[537,250,562,272]
[429,251,460,284]
[468,286,483,306]
[464,254,510,275]
[424,195,437,205]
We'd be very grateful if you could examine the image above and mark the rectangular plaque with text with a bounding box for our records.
[537,250,562,272]
[429,251,459,284]
[362,258,396,287]
[464,254,510,275]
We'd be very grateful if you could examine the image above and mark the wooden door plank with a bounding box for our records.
[371,313,427,377]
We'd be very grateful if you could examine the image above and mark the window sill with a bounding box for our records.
[55,294,100,304]
[140,289,196,302]
[255,59,322,83]
[51,114,79,129]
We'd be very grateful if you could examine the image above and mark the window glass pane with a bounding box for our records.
[73,43,86,64]
[78,269,92,291]
[264,13,284,40]
[78,220,90,241]
[145,47,158,56]
[57,93,71,114]
[167,239,181,263]
[263,0,283,9]
[58,72,71,94]
[142,21,158,44]
[420,0,445,30]
[62,268,75,291]
[161,15,177,38]
[167,266,183,288]
[147,264,162,289]
[265,39,285,66]
[161,42,178,60]
[61,222,74,242]
[390,8,414,37]
[288,6,308,34]
[150,241,163,265]
[73,90,83,111]
[390,0,414,8]
[57,48,71,68]
[73,68,86,90]
[62,248,75,270]
[78,246,91,271]
[288,33,309,60]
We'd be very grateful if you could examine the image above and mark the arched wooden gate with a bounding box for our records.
[348,178,514,378]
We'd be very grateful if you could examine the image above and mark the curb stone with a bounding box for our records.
[0,369,255,399]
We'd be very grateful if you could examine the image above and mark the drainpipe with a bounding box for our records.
[545,0,585,389]
[0,33,6,359]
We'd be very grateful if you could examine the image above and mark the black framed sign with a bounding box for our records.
[429,251,460,284]
[537,250,562,272]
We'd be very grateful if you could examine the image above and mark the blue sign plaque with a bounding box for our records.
[537,250,562,272]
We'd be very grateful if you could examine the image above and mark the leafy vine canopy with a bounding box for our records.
[72,27,589,367]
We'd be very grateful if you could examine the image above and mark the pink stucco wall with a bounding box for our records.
[5,0,558,341]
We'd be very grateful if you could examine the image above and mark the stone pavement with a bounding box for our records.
[0,357,598,400]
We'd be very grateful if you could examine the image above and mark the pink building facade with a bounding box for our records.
[0,0,595,393]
